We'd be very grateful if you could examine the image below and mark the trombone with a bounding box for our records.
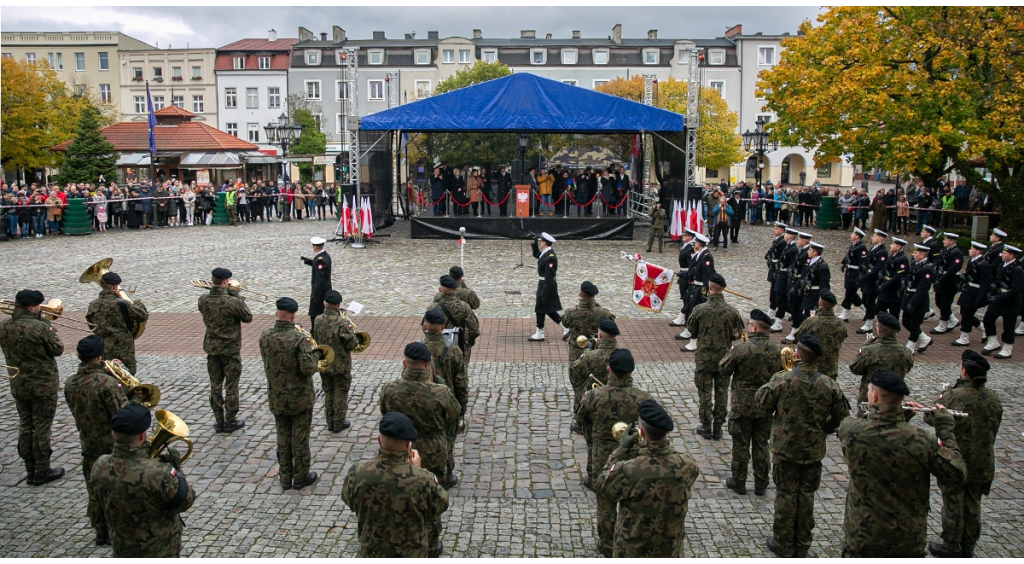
[0,298,98,331]
[1,365,19,380]
[189,279,269,303]
[859,402,968,418]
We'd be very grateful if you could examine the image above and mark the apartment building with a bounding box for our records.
[118,47,217,124]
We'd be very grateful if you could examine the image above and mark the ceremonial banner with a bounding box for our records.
[631,256,675,312]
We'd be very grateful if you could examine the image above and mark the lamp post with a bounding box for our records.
[742,116,779,188]
[264,112,303,188]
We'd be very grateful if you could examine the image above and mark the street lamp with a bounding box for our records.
[742,116,779,188]
[264,112,303,186]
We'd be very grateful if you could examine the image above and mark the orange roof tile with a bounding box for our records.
[52,121,258,152]
[155,105,196,118]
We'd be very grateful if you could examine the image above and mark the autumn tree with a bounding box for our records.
[57,106,117,184]
[759,6,1024,234]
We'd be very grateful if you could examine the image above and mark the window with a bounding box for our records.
[756,86,772,101]
[226,123,237,137]
[98,52,109,70]
[268,87,281,108]
[817,162,833,178]
[134,96,146,114]
[152,96,164,110]
[56,53,63,70]
[153,66,162,78]
[336,113,345,135]
[705,167,719,178]
[414,79,431,99]
[709,80,725,98]
[232,56,245,69]
[172,66,181,78]
[442,49,454,64]
[99,84,112,104]
[758,46,776,66]
[1,53,12,59]
[224,87,237,108]
[75,52,85,71]
[47,53,55,68]
[306,51,319,65]
[531,49,546,65]
[25,53,36,62]
[756,114,773,125]
[415,49,430,65]
[708,49,725,65]
[192,65,202,78]
[192,95,204,113]
[304,80,321,100]
[258,56,270,70]
[247,123,260,143]
[172,95,184,108]
[562,50,577,65]
[593,79,609,89]
[368,79,384,100]
[482,49,497,63]
[459,49,471,63]
[643,48,659,65]
[75,84,87,96]
[133,67,143,79]
[312,113,322,131]
[561,79,578,86]
[334,80,349,100]
[246,87,258,108]
[593,49,609,65]
[368,50,383,65]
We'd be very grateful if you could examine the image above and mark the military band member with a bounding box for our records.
[64,335,129,545]
[435,266,481,362]
[838,370,966,557]
[561,280,615,359]
[313,290,361,432]
[575,349,653,558]
[434,275,481,359]
[981,227,1006,264]
[770,228,800,333]
[687,273,744,439]
[259,297,321,491]
[677,233,715,350]
[766,222,789,317]
[301,236,332,328]
[342,412,449,558]
[982,244,1023,359]
[86,271,149,375]
[420,309,468,432]
[794,291,848,379]
[570,318,620,433]
[930,233,964,335]
[529,232,567,341]
[856,230,890,335]
[755,335,849,558]
[0,289,65,486]
[669,228,696,327]
[951,241,993,347]
[838,227,868,321]
[850,312,914,417]
[198,267,252,432]
[877,237,910,318]
[595,399,699,557]
[902,244,937,353]
[90,404,197,557]
[718,309,782,496]
[928,350,1003,558]
[646,202,667,253]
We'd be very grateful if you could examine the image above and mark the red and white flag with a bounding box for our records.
[341,195,351,236]
[361,197,374,237]
[631,257,675,313]
[668,200,683,240]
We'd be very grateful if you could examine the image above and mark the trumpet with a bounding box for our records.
[340,309,371,354]
[190,279,269,303]
[80,258,145,339]
[103,359,161,409]
[860,402,968,418]
[293,324,335,373]
[780,347,796,371]
[1,364,19,380]
[148,409,193,463]
[0,298,98,332]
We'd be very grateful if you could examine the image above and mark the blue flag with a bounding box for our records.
[146,82,156,155]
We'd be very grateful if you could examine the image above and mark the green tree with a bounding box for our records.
[290,109,327,183]
[56,105,117,184]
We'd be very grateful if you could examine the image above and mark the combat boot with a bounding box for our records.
[725,476,747,495]
[927,540,961,558]
[582,475,595,491]
[30,467,65,486]
[445,474,459,490]
[224,419,246,432]
[569,421,583,435]
[961,544,975,558]
[336,420,351,431]
[695,424,713,439]
[429,540,444,558]
[95,531,110,546]
[754,484,767,496]
[293,471,319,490]
[712,423,723,440]
[766,537,794,558]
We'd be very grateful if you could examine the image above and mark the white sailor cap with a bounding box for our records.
[310,236,326,246]
[970,241,987,251]
[922,225,937,234]
[873,229,888,238]
[993,228,1007,238]
[1006,245,1022,255]
[785,228,799,236]
[943,232,959,239]
[683,228,696,237]
[853,227,866,238]
[695,233,710,244]
[540,232,556,244]
[913,244,930,252]
[774,221,788,229]
[797,232,813,240]
[810,242,824,251]
[893,237,908,246]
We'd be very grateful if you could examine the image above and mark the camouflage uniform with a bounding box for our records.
[432,292,481,364]
[259,320,319,484]
[794,307,848,379]
[561,298,615,363]
[342,447,449,557]
[64,361,129,539]
[433,280,480,361]
[198,286,252,426]
[838,404,967,557]
[936,378,1003,556]
[575,370,653,557]
[687,294,744,431]
[421,331,468,415]
[755,360,850,556]
[90,442,196,557]
[718,332,782,490]
[86,288,149,375]
[595,441,699,557]
[312,308,360,428]
[646,206,667,252]
[379,366,460,550]
[0,307,64,477]
[849,335,914,416]
[568,337,618,412]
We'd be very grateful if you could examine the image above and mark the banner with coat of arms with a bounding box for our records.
[629,255,675,313]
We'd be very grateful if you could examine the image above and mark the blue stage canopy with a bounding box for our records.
[359,73,684,133]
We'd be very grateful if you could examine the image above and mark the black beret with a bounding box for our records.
[961,349,990,372]
[598,318,620,336]
[607,348,635,374]
[876,312,900,331]
[423,309,446,325]
[324,290,343,304]
[275,297,299,313]
[638,399,674,432]
[439,275,458,289]
[709,272,727,288]
[76,335,104,358]
[101,272,122,285]
[211,267,232,280]
[15,289,45,306]
[404,342,432,361]
[379,412,418,440]
[109,404,152,435]
[580,281,599,296]
[749,309,773,326]
[819,290,837,305]
[870,368,910,396]
[449,266,464,279]
[798,334,823,357]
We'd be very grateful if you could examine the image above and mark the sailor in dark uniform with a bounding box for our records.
[782,232,813,342]
[930,233,964,335]
[301,236,332,328]
[919,225,943,320]
[856,230,889,335]
[838,227,868,322]
[766,222,788,316]
[528,232,566,341]
[784,241,830,343]
[669,229,696,327]
[877,237,910,318]
[770,228,800,333]
[982,228,1006,265]
[951,241,994,347]
[678,233,714,351]
[902,244,937,354]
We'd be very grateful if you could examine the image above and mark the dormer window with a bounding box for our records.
[306,51,319,65]
[368,49,384,65]
[561,49,577,65]
[593,49,609,65]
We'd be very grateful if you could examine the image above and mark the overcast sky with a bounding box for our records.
[2,5,823,49]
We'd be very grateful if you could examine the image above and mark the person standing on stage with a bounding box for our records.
[856,230,890,335]
[951,241,993,347]
[677,233,715,351]
[930,233,964,336]
[838,227,868,322]
[770,228,799,333]
[301,236,332,328]
[646,203,666,253]
[528,232,567,341]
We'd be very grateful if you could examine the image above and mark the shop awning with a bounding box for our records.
[116,152,152,166]
[177,152,244,169]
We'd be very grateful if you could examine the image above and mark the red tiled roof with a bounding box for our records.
[155,105,195,118]
[217,38,298,52]
[214,52,290,71]
[51,122,258,152]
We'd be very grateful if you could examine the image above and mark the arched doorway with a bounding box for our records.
[781,154,806,185]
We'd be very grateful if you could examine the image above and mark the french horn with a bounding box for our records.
[294,324,335,373]
[341,310,371,354]
[103,359,161,409]
[148,409,193,463]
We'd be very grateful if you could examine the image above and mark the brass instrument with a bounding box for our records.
[1,364,19,380]
[588,373,605,390]
[0,298,98,331]
[780,347,796,371]
[80,258,145,339]
[189,279,269,303]
[294,324,335,373]
[611,421,630,441]
[701,286,753,300]
[859,402,968,418]
[340,310,371,354]
[103,359,161,409]
[148,409,193,463]
[738,330,749,342]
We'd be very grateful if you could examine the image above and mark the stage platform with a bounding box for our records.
[410,216,634,240]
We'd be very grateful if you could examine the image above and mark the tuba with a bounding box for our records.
[294,324,335,373]
[780,347,796,371]
[80,258,145,339]
[340,310,371,354]
[148,409,193,463]
[104,359,160,409]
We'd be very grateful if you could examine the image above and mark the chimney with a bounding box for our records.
[521,30,536,39]
[405,33,413,40]
[373,31,386,40]
[268,29,277,42]
[572,30,580,39]
[298,26,315,41]
[333,26,346,42]
[473,29,482,39]
[611,24,622,44]
[428,31,438,39]
[648,30,658,40]
[545,33,552,40]
[320,32,328,41]
[724,24,742,38]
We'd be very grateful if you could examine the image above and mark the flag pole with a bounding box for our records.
[146,81,156,184]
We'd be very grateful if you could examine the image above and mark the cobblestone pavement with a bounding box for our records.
[1,218,1022,557]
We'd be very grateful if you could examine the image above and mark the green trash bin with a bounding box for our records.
[815,196,841,230]
[212,192,228,225]
[62,198,93,236]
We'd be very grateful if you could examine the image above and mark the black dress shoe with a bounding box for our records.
[570,421,583,435]
[695,425,713,439]
[428,540,444,558]
[293,472,319,490]
[280,478,293,490]
[224,420,245,432]
[725,477,747,495]
[754,485,767,496]
[582,475,595,491]
[336,420,351,432]
[445,475,459,490]
[766,536,794,558]
[30,467,65,486]
[674,334,688,341]
[95,532,110,546]
[927,540,961,558]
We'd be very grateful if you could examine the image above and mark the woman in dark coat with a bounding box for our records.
[869,193,888,231]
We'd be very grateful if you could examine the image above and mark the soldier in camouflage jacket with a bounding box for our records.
[849,312,914,416]
[420,309,468,419]
[433,275,481,362]
[561,281,615,363]
[0,290,65,484]
[86,273,148,376]
[313,290,360,432]
[646,203,667,253]
[687,273,744,439]
[569,318,620,415]
[433,266,481,309]
[198,269,252,432]
[794,291,848,379]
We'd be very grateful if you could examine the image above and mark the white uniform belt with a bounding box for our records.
[968,282,980,288]
[778,268,788,272]
[538,277,546,281]
[846,265,860,270]
[691,281,705,286]
[810,286,820,290]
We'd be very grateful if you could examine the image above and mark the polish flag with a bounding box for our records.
[341,196,351,236]
[361,197,374,237]
[668,200,682,240]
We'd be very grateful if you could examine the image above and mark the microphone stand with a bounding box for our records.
[512,220,531,270]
